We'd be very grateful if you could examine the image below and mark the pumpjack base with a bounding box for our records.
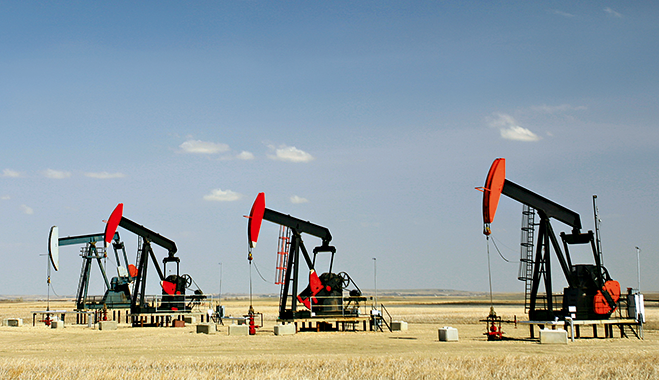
[520,318,642,339]
[279,316,372,332]
[129,311,209,327]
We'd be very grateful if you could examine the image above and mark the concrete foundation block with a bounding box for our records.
[51,320,64,329]
[3,318,23,327]
[391,321,408,331]
[274,324,296,336]
[196,323,216,334]
[228,324,249,336]
[539,328,568,344]
[184,316,196,324]
[438,326,459,342]
[99,321,118,331]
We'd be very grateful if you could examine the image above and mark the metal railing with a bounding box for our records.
[305,292,369,317]
[134,293,207,313]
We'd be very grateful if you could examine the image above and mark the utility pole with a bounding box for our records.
[218,262,223,305]
[373,257,377,308]
[635,247,641,292]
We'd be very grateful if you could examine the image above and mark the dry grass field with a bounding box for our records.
[1,295,658,379]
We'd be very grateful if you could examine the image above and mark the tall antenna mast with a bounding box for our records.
[593,195,604,265]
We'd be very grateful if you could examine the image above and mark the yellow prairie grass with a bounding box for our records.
[1,298,656,380]
[1,353,658,380]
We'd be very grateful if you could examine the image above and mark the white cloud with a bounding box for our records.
[180,140,230,154]
[488,113,516,129]
[604,7,622,18]
[44,169,72,179]
[21,205,34,215]
[290,195,309,204]
[84,172,126,179]
[1,195,10,200]
[552,10,575,18]
[203,188,243,202]
[500,126,542,142]
[2,169,21,178]
[236,151,255,160]
[268,145,315,163]
[488,113,541,142]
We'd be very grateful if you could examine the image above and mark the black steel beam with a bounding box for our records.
[503,180,582,231]
[118,217,177,255]
[59,232,119,246]
[263,208,332,245]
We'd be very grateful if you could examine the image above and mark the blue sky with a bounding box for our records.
[1,1,658,298]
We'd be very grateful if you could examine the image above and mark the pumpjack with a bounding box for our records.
[48,226,134,310]
[247,193,365,321]
[103,204,205,316]
[478,158,621,321]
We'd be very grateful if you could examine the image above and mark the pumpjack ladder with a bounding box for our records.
[275,226,291,285]
[518,205,536,313]
[276,226,292,314]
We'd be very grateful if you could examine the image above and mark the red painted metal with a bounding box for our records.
[249,313,256,335]
[128,264,138,278]
[308,270,323,294]
[161,280,176,295]
[104,203,123,245]
[297,270,324,309]
[482,158,506,225]
[594,280,621,314]
[248,193,266,249]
